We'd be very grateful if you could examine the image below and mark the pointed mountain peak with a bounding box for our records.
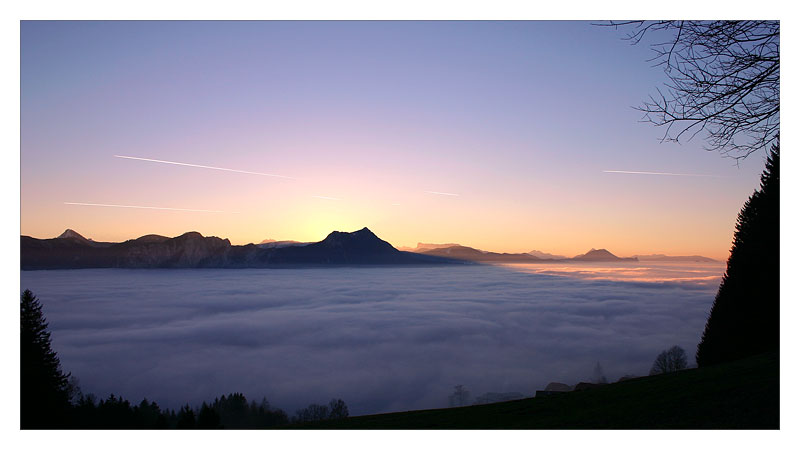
[57,229,88,240]
[324,227,377,240]
[319,227,395,252]
[316,228,397,257]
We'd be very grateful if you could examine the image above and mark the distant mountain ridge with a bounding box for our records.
[633,254,719,263]
[257,239,309,249]
[411,243,638,263]
[572,248,638,262]
[416,245,543,263]
[21,227,458,270]
[23,229,717,269]
[395,243,461,252]
[527,250,566,260]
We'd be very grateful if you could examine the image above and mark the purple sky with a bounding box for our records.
[21,21,770,258]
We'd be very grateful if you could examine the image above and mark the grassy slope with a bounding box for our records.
[297,352,778,429]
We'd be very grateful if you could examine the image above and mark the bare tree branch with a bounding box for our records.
[602,21,779,160]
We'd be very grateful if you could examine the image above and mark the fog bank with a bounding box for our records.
[21,264,719,415]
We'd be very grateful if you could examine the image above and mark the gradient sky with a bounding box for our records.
[21,21,771,259]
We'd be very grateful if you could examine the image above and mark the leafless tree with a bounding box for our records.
[592,361,608,384]
[649,345,688,375]
[605,21,779,161]
[328,398,349,419]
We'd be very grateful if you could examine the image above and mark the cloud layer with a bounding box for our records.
[21,264,720,415]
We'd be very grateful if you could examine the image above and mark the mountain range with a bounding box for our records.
[20,228,716,270]
[20,228,457,270]
[406,243,716,263]
[411,245,638,263]
[632,254,718,263]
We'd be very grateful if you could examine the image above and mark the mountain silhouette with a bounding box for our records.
[527,250,567,260]
[57,229,88,241]
[21,228,457,269]
[414,243,461,251]
[257,228,447,265]
[572,248,637,262]
[257,239,307,248]
[417,244,542,263]
[23,229,705,269]
[634,254,718,263]
[409,243,638,263]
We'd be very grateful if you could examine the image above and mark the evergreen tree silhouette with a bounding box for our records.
[176,404,196,429]
[213,392,250,428]
[197,402,222,429]
[696,145,780,366]
[20,289,72,428]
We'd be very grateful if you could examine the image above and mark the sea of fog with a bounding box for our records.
[20,262,724,416]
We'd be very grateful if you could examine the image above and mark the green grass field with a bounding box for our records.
[295,351,779,429]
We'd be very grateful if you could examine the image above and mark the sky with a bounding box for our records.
[20,20,771,259]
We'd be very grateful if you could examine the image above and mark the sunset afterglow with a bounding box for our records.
[17,15,782,431]
[21,21,769,259]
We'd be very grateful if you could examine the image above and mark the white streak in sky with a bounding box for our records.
[64,202,237,213]
[114,155,296,179]
[425,191,460,196]
[603,170,720,178]
[311,196,342,201]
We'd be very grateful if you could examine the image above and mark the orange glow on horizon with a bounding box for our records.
[20,21,769,265]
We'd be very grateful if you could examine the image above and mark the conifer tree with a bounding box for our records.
[176,404,196,429]
[20,289,72,428]
[197,402,221,429]
[696,146,780,366]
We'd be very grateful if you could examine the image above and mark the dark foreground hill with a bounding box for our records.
[20,228,457,269]
[294,351,778,429]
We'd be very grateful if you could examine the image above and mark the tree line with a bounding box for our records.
[20,289,348,429]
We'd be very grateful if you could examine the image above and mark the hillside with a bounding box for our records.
[295,351,778,429]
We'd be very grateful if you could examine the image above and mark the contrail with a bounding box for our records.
[603,170,720,178]
[425,191,460,196]
[311,195,342,201]
[64,202,237,213]
[114,155,296,179]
